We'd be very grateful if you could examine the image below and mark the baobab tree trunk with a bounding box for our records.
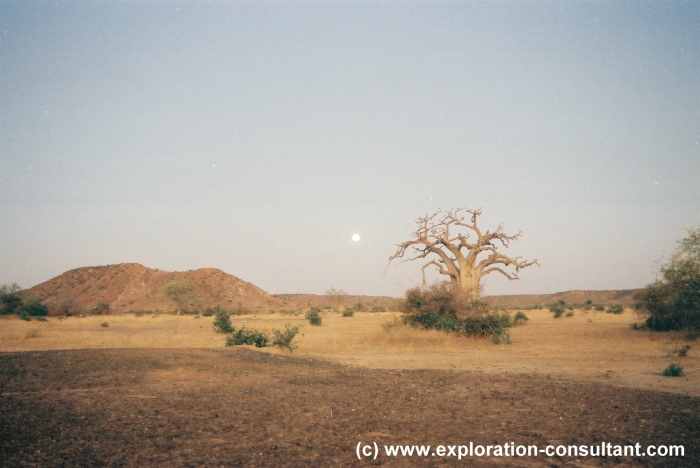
[456,270,482,301]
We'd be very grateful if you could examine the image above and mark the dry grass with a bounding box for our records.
[1,309,698,396]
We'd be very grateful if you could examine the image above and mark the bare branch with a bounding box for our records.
[388,207,538,299]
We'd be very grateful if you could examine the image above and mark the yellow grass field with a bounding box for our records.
[1,309,697,396]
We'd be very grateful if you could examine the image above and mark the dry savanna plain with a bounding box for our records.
[1,308,698,466]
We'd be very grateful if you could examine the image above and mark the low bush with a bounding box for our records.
[212,306,233,333]
[370,306,387,312]
[306,307,322,326]
[272,324,300,352]
[18,310,31,321]
[673,344,692,357]
[548,301,567,318]
[224,324,298,352]
[401,283,512,343]
[662,363,684,377]
[100,322,109,328]
[225,326,269,348]
[463,311,512,344]
[24,301,49,317]
[513,311,529,325]
[342,309,355,317]
[594,304,605,311]
[607,304,624,314]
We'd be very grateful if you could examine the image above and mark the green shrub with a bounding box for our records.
[607,304,624,314]
[642,228,700,332]
[401,283,511,343]
[306,307,322,326]
[370,306,387,312]
[100,322,109,328]
[513,311,529,325]
[594,304,605,311]
[0,283,24,315]
[212,306,233,333]
[548,301,567,318]
[18,310,31,321]
[342,309,355,317]
[674,344,691,357]
[463,311,512,344]
[23,301,49,317]
[272,323,300,352]
[662,363,684,377]
[225,326,269,348]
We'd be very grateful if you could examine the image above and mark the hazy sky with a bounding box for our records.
[1,1,698,297]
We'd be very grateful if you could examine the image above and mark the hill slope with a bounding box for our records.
[484,289,642,308]
[27,263,282,315]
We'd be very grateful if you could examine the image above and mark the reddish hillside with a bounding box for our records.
[26,263,283,315]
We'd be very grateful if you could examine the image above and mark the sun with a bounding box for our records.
[352,233,361,242]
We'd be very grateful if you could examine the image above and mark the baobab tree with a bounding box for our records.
[389,208,538,300]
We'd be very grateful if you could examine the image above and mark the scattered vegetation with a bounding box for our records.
[212,306,233,333]
[225,326,269,348]
[662,363,684,377]
[607,304,624,314]
[513,311,529,325]
[271,324,300,352]
[400,282,512,344]
[306,307,322,326]
[342,309,355,317]
[225,323,299,352]
[671,344,692,358]
[641,228,700,333]
[548,301,567,318]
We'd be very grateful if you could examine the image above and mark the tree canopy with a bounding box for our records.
[389,208,538,300]
[643,228,700,332]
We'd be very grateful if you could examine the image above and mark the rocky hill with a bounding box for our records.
[26,263,283,315]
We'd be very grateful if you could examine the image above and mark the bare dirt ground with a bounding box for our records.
[1,310,698,466]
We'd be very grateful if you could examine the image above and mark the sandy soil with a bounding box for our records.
[0,309,698,466]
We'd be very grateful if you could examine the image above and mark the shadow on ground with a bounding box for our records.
[1,348,697,466]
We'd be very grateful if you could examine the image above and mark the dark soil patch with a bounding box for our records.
[1,348,697,466]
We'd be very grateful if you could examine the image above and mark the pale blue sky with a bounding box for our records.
[1,1,698,297]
